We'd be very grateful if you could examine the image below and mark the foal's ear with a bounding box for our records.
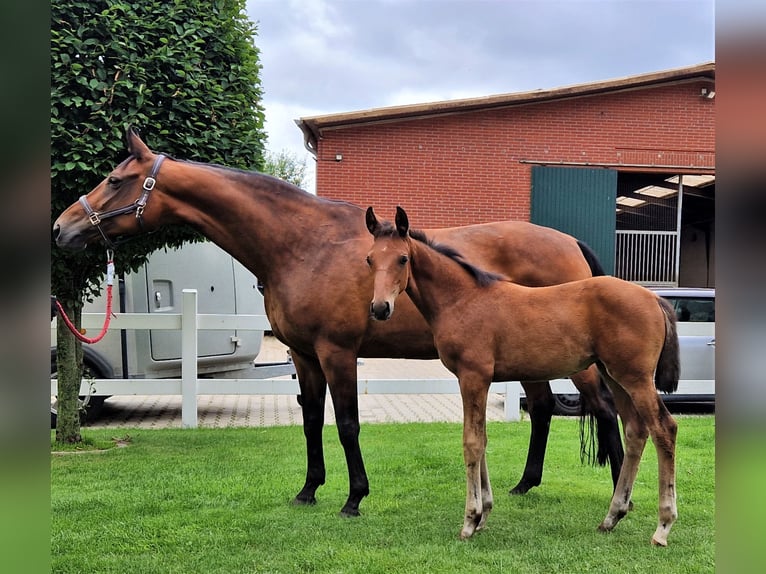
[395,206,409,237]
[125,125,151,160]
[365,206,380,236]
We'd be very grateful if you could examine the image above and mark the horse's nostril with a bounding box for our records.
[52,224,60,241]
[370,301,391,321]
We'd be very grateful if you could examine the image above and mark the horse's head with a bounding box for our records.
[364,206,412,321]
[53,126,167,250]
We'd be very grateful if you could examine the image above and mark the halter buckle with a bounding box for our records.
[143,176,156,191]
[88,212,101,226]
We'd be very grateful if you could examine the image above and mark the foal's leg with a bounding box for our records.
[598,379,647,533]
[458,372,492,539]
[630,391,678,546]
[510,381,555,494]
[291,350,328,506]
[476,446,494,531]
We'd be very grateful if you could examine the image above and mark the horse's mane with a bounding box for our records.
[179,158,365,211]
[408,229,504,288]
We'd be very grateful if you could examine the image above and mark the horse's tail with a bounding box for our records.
[579,410,599,466]
[576,373,622,469]
[576,239,613,467]
[577,240,606,277]
[655,297,680,394]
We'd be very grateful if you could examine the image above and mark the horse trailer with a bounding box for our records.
[51,241,294,426]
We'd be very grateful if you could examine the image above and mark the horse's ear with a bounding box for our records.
[395,206,409,237]
[125,125,150,159]
[365,207,380,236]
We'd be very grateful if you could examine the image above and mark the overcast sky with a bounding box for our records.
[245,0,715,192]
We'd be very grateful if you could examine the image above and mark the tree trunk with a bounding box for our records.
[55,299,83,443]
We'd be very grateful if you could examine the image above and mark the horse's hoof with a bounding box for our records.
[651,535,668,547]
[597,521,613,533]
[509,478,538,495]
[339,507,361,518]
[292,495,317,506]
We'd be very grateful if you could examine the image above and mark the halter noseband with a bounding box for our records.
[78,154,166,248]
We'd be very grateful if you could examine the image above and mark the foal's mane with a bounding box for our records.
[371,221,502,287]
[408,229,505,287]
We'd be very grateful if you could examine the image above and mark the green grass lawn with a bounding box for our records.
[51,416,714,573]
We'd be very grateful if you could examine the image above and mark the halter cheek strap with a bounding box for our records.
[78,154,166,248]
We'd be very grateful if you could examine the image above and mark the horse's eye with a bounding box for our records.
[399,255,409,265]
[107,176,120,186]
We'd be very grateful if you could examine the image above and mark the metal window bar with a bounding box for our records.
[615,230,678,286]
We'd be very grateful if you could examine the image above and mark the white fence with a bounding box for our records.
[51,290,552,427]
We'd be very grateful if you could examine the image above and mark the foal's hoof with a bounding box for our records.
[651,524,671,547]
[460,517,481,539]
[597,521,613,533]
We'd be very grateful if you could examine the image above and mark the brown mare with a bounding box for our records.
[365,207,680,546]
[53,126,622,518]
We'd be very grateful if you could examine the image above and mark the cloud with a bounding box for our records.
[247,0,715,191]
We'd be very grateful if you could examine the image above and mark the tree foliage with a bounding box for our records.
[52,0,265,298]
[51,0,265,441]
[263,149,309,189]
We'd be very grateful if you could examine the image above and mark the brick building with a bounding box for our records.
[297,63,715,287]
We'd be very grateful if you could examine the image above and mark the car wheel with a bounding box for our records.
[552,393,581,416]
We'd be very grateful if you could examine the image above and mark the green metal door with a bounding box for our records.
[530,166,617,275]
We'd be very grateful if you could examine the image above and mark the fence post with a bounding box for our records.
[504,382,521,422]
[181,289,198,428]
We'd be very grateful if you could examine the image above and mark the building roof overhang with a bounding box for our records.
[296,62,715,155]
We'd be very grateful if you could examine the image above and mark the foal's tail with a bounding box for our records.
[655,297,680,394]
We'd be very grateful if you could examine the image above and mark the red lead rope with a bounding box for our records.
[55,251,115,344]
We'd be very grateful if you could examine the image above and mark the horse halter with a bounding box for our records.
[78,154,166,249]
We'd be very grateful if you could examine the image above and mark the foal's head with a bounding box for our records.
[365,206,504,320]
[365,206,412,321]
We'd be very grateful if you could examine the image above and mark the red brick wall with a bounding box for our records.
[314,81,715,228]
